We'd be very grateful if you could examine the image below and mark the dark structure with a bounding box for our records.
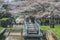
[23,21,43,40]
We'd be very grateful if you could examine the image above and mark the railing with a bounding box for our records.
[23,21,43,38]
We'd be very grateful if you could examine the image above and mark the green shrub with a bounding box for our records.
[0,18,9,27]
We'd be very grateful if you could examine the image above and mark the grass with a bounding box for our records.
[7,25,23,31]
[0,27,3,31]
[1,18,8,21]
[7,27,23,30]
[41,25,60,39]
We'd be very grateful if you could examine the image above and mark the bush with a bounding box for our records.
[0,18,9,27]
